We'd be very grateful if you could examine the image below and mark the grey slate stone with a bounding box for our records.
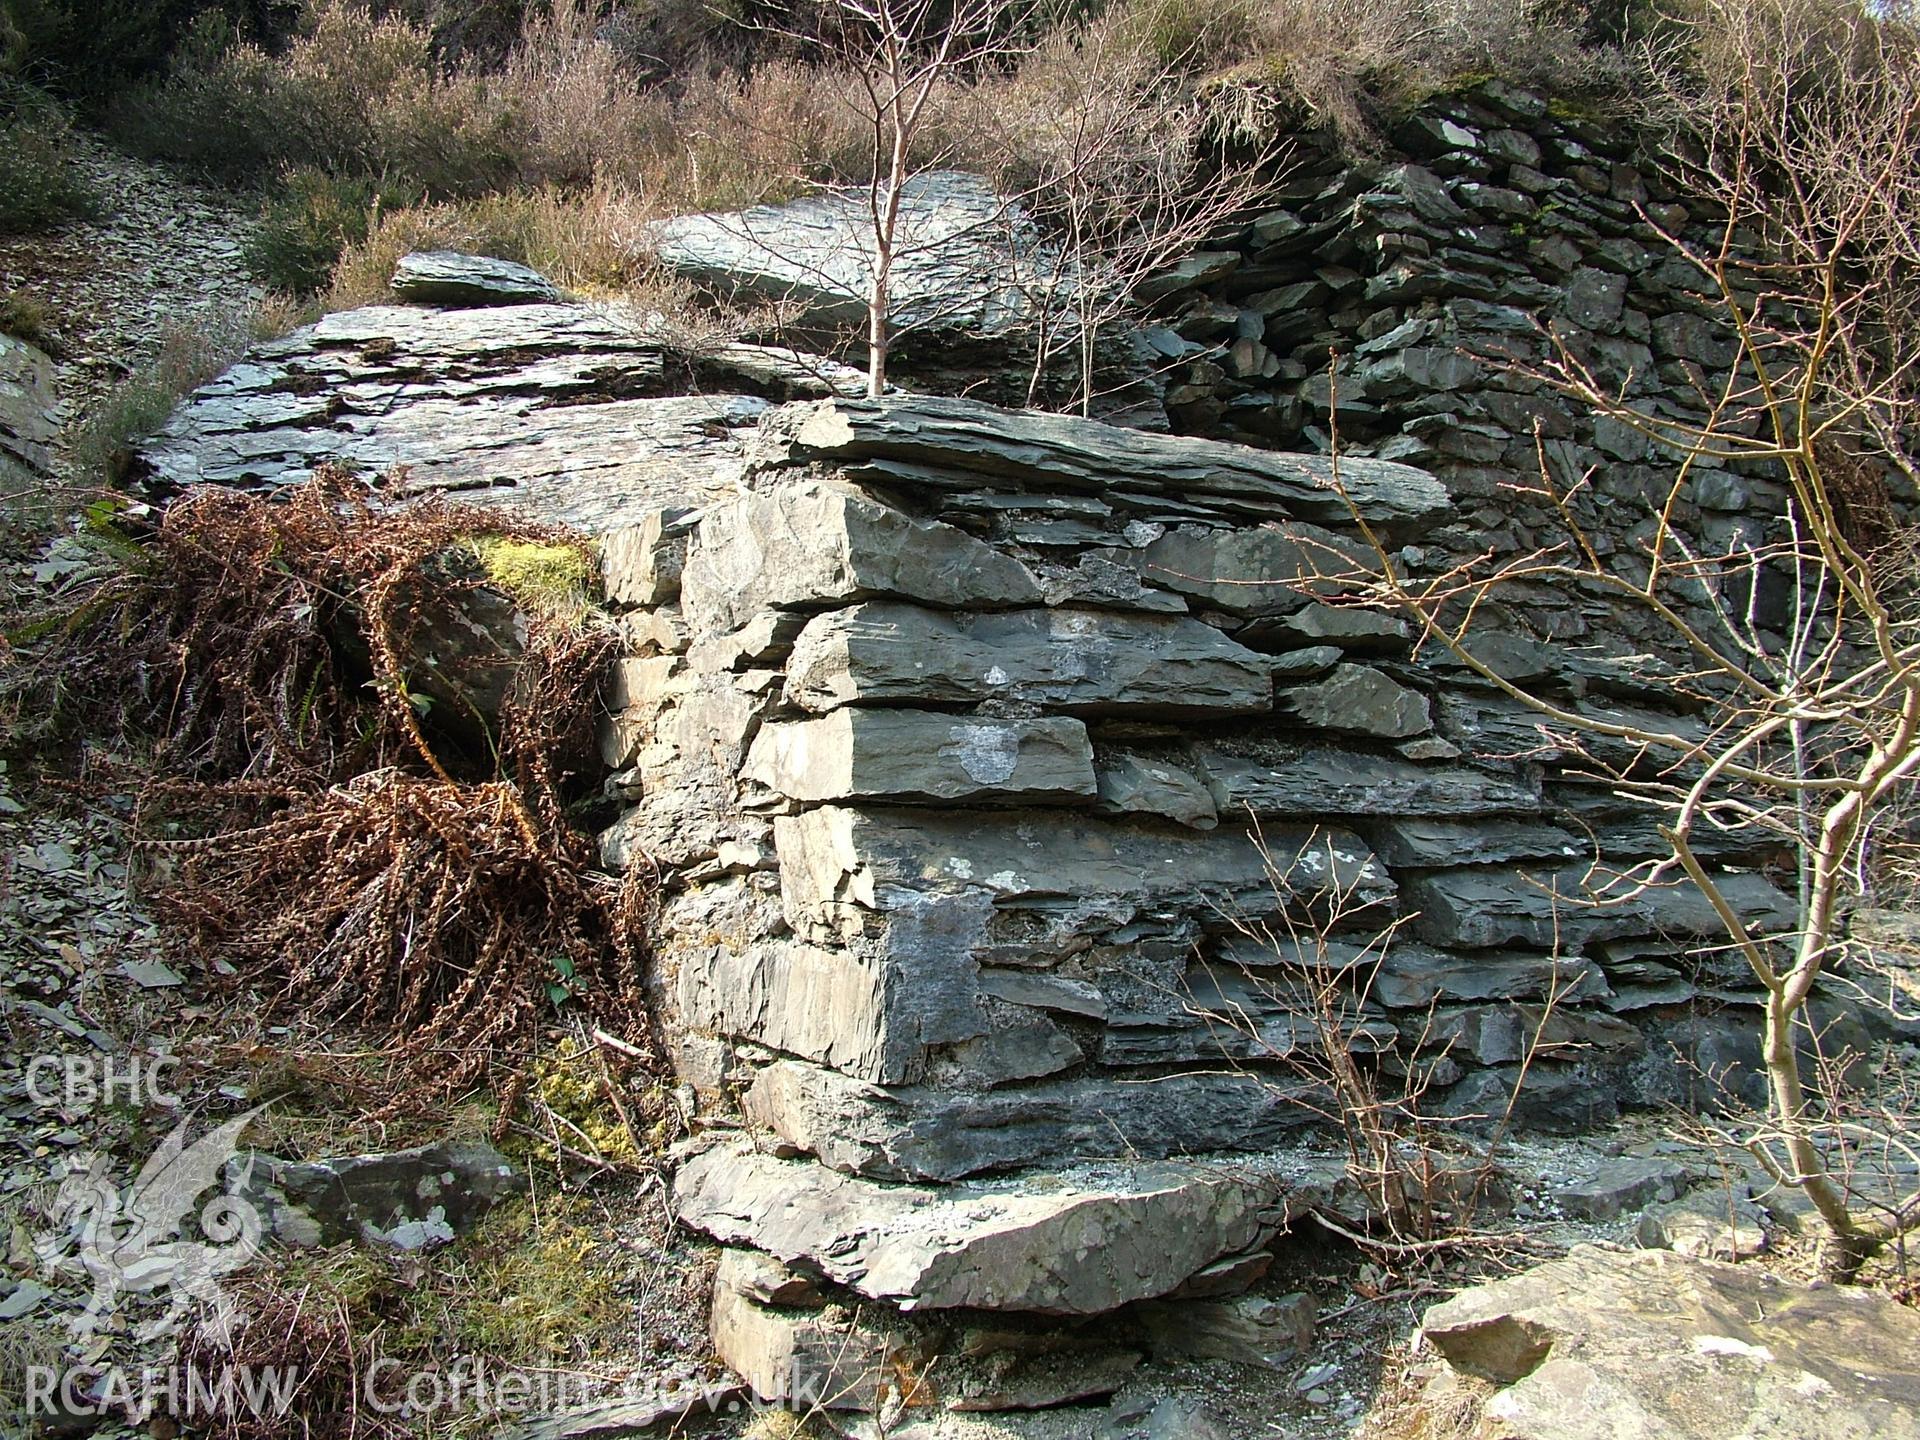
[1554,1156,1689,1221]
[679,481,1042,635]
[747,394,1452,533]
[675,1143,1288,1314]
[1124,522,1372,616]
[601,508,695,607]
[647,171,1060,337]
[1370,948,1607,1009]
[1274,663,1431,738]
[1092,752,1219,829]
[782,602,1274,717]
[744,709,1096,804]
[743,1059,1328,1181]
[1416,1246,1920,1439]
[978,968,1108,1020]
[773,804,1393,946]
[709,1264,910,1409]
[1370,817,1588,867]
[1134,1292,1316,1369]
[1240,601,1410,653]
[231,1140,524,1250]
[1402,865,1796,949]
[0,334,57,485]
[675,940,905,1082]
[1196,745,1541,817]
[1638,1190,1769,1260]
[390,250,560,305]
[138,303,757,532]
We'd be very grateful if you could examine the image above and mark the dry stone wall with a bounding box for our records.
[601,389,1820,1406]
[131,84,1895,1413]
[608,392,1800,1173]
[1107,81,1830,649]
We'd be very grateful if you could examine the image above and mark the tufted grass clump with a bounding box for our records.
[0,289,55,350]
[68,306,258,484]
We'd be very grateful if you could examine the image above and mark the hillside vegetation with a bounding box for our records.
[4,0,1887,299]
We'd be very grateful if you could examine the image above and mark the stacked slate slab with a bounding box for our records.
[598,391,1799,1410]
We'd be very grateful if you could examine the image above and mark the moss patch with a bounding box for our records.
[466,536,596,625]
[270,1193,633,1368]
[509,1038,652,1168]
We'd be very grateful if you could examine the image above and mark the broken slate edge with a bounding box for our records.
[391,250,561,306]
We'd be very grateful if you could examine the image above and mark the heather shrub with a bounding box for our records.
[245,169,417,293]
[0,0,289,109]
[111,1,509,187]
[325,183,650,310]
[0,88,102,233]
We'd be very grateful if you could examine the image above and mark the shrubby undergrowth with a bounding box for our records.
[0,82,101,234]
[0,468,654,1122]
[96,0,1658,296]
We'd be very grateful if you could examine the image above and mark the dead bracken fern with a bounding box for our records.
[146,767,651,1127]
[4,466,661,1123]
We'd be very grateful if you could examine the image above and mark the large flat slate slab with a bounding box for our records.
[136,302,763,532]
[675,1143,1288,1314]
[747,393,1452,532]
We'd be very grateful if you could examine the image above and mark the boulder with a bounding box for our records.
[1415,1245,1920,1439]
[679,481,1042,635]
[647,172,1060,338]
[744,709,1096,804]
[747,394,1452,533]
[390,250,560,305]
[230,1140,523,1250]
[675,1144,1289,1314]
[783,602,1274,717]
